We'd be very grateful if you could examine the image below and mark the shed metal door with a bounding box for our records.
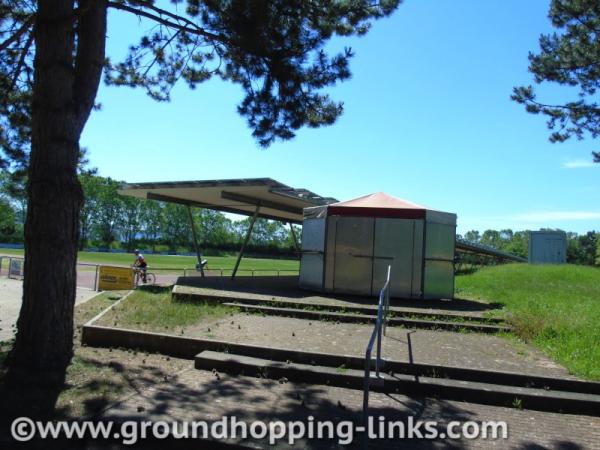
[373,219,416,298]
[529,232,567,264]
[299,218,326,290]
[333,217,374,295]
[547,238,565,263]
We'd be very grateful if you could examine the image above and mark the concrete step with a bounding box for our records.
[172,285,504,325]
[83,324,600,396]
[222,302,511,334]
[195,350,600,417]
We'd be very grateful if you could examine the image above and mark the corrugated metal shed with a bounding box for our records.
[300,193,457,300]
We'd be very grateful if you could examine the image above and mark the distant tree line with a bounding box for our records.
[0,171,300,257]
[459,229,599,266]
[1,170,597,265]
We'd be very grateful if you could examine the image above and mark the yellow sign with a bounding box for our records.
[98,265,134,290]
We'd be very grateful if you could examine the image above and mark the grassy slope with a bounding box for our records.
[96,287,237,332]
[0,248,299,271]
[456,263,600,380]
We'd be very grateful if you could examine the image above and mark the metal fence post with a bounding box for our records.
[94,265,99,291]
[383,267,391,336]
[376,312,382,377]
[362,350,371,449]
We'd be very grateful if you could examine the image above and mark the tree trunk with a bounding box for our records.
[1,0,107,419]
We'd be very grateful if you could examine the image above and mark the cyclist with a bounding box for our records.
[133,249,147,283]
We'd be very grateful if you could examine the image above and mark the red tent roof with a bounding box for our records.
[327,192,428,219]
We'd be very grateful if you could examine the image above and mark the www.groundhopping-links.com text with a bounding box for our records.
[11,416,509,445]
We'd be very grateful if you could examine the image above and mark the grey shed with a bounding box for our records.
[299,192,457,300]
[528,230,567,264]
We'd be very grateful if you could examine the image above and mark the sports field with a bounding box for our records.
[0,248,299,272]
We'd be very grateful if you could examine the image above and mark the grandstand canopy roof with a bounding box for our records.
[118,178,338,224]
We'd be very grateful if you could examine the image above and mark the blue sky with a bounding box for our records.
[81,0,599,235]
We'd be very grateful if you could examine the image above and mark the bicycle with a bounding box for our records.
[132,265,156,286]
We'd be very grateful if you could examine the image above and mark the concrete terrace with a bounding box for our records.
[174,275,499,319]
[77,277,600,448]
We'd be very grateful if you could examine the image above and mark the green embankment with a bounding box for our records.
[456,263,600,380]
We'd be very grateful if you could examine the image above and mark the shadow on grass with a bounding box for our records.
[0,340,12,366]
[455,267,480,275]
[137,284,172,295]
[56,354,178,419]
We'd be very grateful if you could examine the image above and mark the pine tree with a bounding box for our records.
[0,0,400,417]
[512,0,600,163]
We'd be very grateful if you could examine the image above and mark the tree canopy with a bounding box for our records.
[512,0,600,163]
[0,0,401,170]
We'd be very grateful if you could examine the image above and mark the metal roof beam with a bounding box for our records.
[455,239,527,263]
[122,178,286,190]
[221,191,303,215]
[146,192,302,224]
[269,187,338,205]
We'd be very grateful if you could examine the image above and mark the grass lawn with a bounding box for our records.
[456,263,600,381]
[0,248,299,272]
[96,287,238,332]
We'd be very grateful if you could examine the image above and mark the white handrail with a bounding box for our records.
[362,265,391,437]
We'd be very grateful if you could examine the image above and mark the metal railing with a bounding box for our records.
[362,265,391,436]
[184,268,299,277]
[0,255,24,280]
[0,256,299,291]
[0,256,102,290]
[455,238,527,263]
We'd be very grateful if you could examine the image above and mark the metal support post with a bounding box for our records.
[94,265,99,291]
[288,222,300,255]
[186,205,205,277]
[376,311,382,377]
[231,204,260,279]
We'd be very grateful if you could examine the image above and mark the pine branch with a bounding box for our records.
[0,14,35,52]
[141,28,181,78]
[9,28,34,91]
[526,97,600,114]
[107,1,227,45]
